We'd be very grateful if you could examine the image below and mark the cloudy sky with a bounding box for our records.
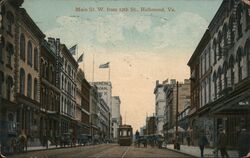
[23,0,222,131]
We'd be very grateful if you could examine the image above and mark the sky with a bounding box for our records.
[23,0,223,131]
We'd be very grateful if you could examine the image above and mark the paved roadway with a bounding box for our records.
[8,144,192,158]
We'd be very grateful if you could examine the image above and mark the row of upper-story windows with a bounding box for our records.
[20,33,39,70]
[61,74,76,98]
[40,58,56,85]
[19,68,38,100]
[62,58,76,80]
[200,1,250,78]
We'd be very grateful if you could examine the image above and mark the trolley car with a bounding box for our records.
[118,124,133,146]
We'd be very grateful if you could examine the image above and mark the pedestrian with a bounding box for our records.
[186,135,191,146]
[135,130,140,147]
[237,128,250,158]
[198,130,209,158]
[218,129,229,158]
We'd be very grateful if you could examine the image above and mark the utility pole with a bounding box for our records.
[174,81,179,149]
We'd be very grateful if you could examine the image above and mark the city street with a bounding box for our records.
[8,144,192,158]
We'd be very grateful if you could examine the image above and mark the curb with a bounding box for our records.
[5,144,96,156]
[165,147,199,158]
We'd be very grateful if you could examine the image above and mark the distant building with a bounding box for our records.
[154,80,167,135]
[90,85,100,139]
[146,116,157,135]
[111,96,121,142]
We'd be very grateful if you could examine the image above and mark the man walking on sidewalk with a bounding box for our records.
[218,129,229,158]
[198,130,209,158]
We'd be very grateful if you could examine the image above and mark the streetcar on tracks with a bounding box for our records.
[118,124,133,146]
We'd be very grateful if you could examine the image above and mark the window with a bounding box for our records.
[6,43,14,67]
[218,67,222,94]
[229,56,235,87]
[213,72,217,99]
[229,16,235,45]
[222,24,228,48]
[213,39,217,64]
[34,78,38,101]
[0,43,3,63]
[245,40,250,76]
[236,4,243,39]
[20,34,26,61]
[218,32,222,59]
[27,41,32,66]
[237,48,243,82]
[34,48,38,70]
[20,68,25,95]
[223,62,228,89]
[246,5,250,29]
[0,71,4,96]
[6,76,13,100]
[6,11,14,35]
[27,74,32,98]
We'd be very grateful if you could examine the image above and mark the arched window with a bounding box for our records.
[0,71,4,96]
[6,11,14,34]
[213,71,217,99]
[62,76,64,89]
[218,32,222,59]
[229,56,235,87]
[236,47,243,81]
[20,68,25,95]
[229,16,235,45]
[6,76,13,100]
[34,48,38,70]
[34,78,38,101]
[20,34,26,61]
[245,4,250,29]
[218,67,222,94]
[245,39,250,76]
[213,39,217,64]
[236,4,243,39]
[27,41,33,66]
[222,24,228,48]
[6,42,14,67]
[27,74,32,98]
[223,62,228,89]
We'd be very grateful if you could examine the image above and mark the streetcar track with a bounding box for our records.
[121,146,130,158]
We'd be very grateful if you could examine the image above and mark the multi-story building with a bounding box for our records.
[188,0,250,149]
[163,79,190,141]
[111,96,121,142]
[59,43,78,138]
[81,73,91,135]
[154,80,167,136]
[90,85,100,139]
[76,69,91,138]
[98,96,110,142]
[92,81,112,139]
[145,116,157,135]
[40,39,61,144]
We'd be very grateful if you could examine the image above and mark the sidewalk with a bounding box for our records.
[166,144,239,158]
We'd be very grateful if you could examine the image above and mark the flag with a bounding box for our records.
[77,53,84,63]
[99,62,110,68]
[69,44,77,55]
